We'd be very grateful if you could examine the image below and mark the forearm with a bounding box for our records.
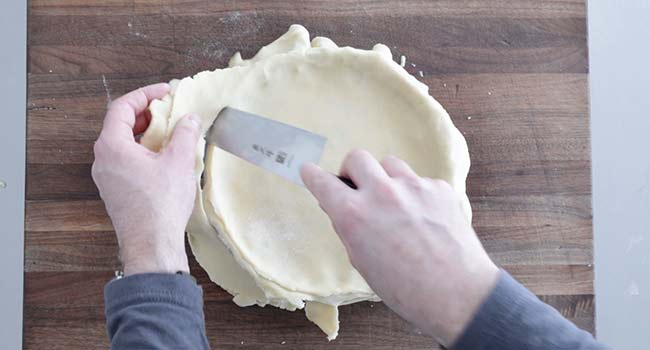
[453,270,608,350]
[105,273,209,350]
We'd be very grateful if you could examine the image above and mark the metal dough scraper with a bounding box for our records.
[205,107,355,188]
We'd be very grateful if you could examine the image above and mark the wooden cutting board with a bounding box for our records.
[25,1,592,349]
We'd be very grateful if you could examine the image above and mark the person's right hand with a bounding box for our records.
[300,149,499,347]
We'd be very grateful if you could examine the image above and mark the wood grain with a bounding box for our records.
[30,0,586,18]
[24,251,595,350]
[28,15,586,75]
[25,0,591,349]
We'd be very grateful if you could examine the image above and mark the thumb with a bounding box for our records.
[301,163,350,213]
[164,114,202,164]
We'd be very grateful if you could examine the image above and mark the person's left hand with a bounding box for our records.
[92,83,202,276]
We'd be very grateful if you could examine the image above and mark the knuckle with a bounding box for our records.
[164,142,179,156]
[90,158,109,185]
[95,137,132,160]
[381,155,399,164]
[415,178,435,193]
[346,250,365,271]
[403,176,423,187]
[93,138,117,158]
[346,148,369,162]
[106,99,125,114]
[172,123,200,144]
[389,239,408,256]
[175,122,195,135]
[340,197,360,214]
[164,142,179,157]
[92,139,104,157]
[349,148,366,157]
[425,178,453,192]
[90,161,100,179]
[105,100,116,111]
[111,142,129,157]
[167,139,194,156]
[374,180,399,200]
[348,256,361,270]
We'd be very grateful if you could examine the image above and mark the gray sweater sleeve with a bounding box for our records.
[104,270,607,350]
[104,273,210,350]
[453,270,608,350]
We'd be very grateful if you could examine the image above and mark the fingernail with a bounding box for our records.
[188,114,201,127]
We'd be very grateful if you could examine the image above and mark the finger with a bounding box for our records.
[339,149,388,186]
[163,114,202,165]
[301,163,351,212]
[380,156,418,179]
[101,83,170,142]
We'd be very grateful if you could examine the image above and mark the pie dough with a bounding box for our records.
[141,24,471,340]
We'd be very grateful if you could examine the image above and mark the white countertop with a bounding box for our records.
[0,1,26,349]
[589,0,650,348]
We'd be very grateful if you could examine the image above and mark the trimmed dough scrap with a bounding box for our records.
[141,24,471,340]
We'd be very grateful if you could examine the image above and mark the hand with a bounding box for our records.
[92,83,202,276]
[301,149,499,346]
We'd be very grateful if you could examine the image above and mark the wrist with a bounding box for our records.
[123,257,190,276]
[120,243,189,276]
[435,260,500,346]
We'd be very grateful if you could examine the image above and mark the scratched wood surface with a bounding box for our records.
[25,1,591,349]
